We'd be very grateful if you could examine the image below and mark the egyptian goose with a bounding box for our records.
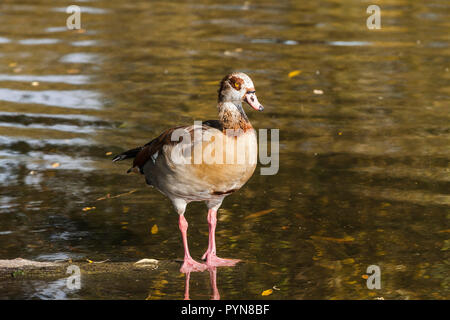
[113,72,264,272]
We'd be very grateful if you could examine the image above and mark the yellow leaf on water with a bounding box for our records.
[82,207,96,212]
[362,274,369,279]
[288,70,301,78]
[87,259,93,263]
[105,152,113,156]
[51,162,60,168]
[151,224,159,234]
[261,289,273,296]
[245,208,275,220]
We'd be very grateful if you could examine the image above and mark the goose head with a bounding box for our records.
[218,72,264,112]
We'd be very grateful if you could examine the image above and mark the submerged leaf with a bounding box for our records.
[342,258,355,264]
[96,189,137,201]
[151,224,159,234]
[245,209,275,220]
[310,235,355,243]
[203,80,220,86]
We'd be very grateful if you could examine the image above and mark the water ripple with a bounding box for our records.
[0,74,91,85]
[0,89,103,109]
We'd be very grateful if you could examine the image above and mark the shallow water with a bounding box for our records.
[0,0,449,299]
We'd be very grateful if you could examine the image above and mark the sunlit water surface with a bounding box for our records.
[0,0,448,299]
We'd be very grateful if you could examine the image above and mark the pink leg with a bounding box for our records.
[208,266,220,300]
[179,214,206,273]
[183,271,191,300]
[202,209,240,267]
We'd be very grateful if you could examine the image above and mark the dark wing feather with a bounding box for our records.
[202,119,223,131]
[112,147,143,162]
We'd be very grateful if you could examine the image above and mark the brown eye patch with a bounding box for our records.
[229,76,244,91]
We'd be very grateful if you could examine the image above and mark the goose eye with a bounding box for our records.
[234,82,240,89]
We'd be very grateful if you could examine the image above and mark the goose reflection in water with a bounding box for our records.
[183,266,220,300]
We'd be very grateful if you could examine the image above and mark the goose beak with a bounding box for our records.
[244,91,264,111]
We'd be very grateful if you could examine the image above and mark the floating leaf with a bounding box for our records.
[105,152,113,156]
[261,289,273,296]
[362,274,369,279]
[313,89,324,94]
[288,70,301,78]
[51,162,60,168]
[82,206,96,212]
[151,224,159,234]
[87,259,93,263]
[245,208,275,220]
[31,81,39,87]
